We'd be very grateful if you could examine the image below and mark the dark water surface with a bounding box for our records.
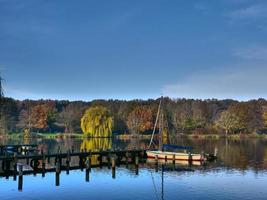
[1,137,267,200]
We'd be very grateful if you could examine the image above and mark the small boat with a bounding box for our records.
[146,97,215,162]
[147,150,204,161]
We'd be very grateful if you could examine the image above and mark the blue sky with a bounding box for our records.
[0,0,267,101]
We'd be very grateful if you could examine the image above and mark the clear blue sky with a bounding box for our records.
[0,0,267,101]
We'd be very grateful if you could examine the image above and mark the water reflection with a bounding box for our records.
[80,138,112,151]
[1,137,267,172]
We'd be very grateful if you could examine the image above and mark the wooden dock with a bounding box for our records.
[0,146,146,191]
[0,148,146,176]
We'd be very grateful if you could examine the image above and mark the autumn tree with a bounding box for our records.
[127,106,153,134]
[81,106,113,137]
[215,110,241,135]
[57,102,87,133]
[228,102,264,133]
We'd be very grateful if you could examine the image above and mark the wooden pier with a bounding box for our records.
[0,148,146,176]
[0,146,147,190]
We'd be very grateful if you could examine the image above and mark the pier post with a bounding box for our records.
[13,153,18,181]
[66,150,71,175]
[47,150,50,164]
[85,157,90,182]
[99,153,103,169]
[18,165,23,191]
[135,155,139,175]
[71,146,74,153]
[57,146,61,154]
[56,161,60,186]
[155,155,159,172]
[112,156,116,179]
[172,154,175,165]
[79,156,85,171]
[125,151,129,168]
[42,154,46,177]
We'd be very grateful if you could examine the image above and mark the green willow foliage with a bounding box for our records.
[81,106,113,137]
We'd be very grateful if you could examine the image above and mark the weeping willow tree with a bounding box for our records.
[81,106,113,137]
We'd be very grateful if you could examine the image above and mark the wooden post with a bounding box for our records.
[56,161,60,186]
[13,153,18,181]
[18,165,23,191]
[71,146,74,153]
[79,156,84,171]
[125,151,129,168]
[99,154,103,169]
[135,155,139,175]
[112,156,116,179]
[66,150,70,175]
[172,154,175,165]
[165,155,167,163]
[42,154,46,177]
[85,157,90,182]
[47,150,50,164]
[57,146,61,154]
[155,155,159,172]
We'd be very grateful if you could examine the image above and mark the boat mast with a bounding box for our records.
[159,98,164,151]
[148,96,163,149]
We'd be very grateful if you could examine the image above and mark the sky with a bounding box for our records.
[0,0,267,101]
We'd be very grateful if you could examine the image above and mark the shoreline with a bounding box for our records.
[2,133,267,140]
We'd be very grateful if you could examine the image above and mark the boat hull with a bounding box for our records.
[146,150,204,161]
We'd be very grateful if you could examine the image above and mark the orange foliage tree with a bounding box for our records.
[127,106,153,134]
[31,104,49,130]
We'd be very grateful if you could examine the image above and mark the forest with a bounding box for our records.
[0,96,267,136]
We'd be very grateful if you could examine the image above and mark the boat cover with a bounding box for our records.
[163,144,193,151]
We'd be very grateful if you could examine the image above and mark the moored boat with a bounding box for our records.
[146,96,216,162]
[146,150,204,161]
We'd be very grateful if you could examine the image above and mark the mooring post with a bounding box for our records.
[135,155,139,175]
[85,157,90,182]
[66,150,70,175]
[56,160,60,186]
[71,146,74,153]
[57,146,61,154]
[125,151,129,168]
[13,153,18,181]
[172,154,175,165]
[18,165,23,191]
[112,156,116,179]
[47,150,50,164]
[99,152,103,169]
[155,155,159,172]
[42,154,46,177]
[79,155,84,171]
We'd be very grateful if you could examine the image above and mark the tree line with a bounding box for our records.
[1,97,267,136]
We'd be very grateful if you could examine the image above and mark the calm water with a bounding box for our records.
[1,137,267,200]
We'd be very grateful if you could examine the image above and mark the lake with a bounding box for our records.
[1,137,267,200]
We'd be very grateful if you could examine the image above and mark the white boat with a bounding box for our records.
[146,97,212,162]
[146,150,204,161]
